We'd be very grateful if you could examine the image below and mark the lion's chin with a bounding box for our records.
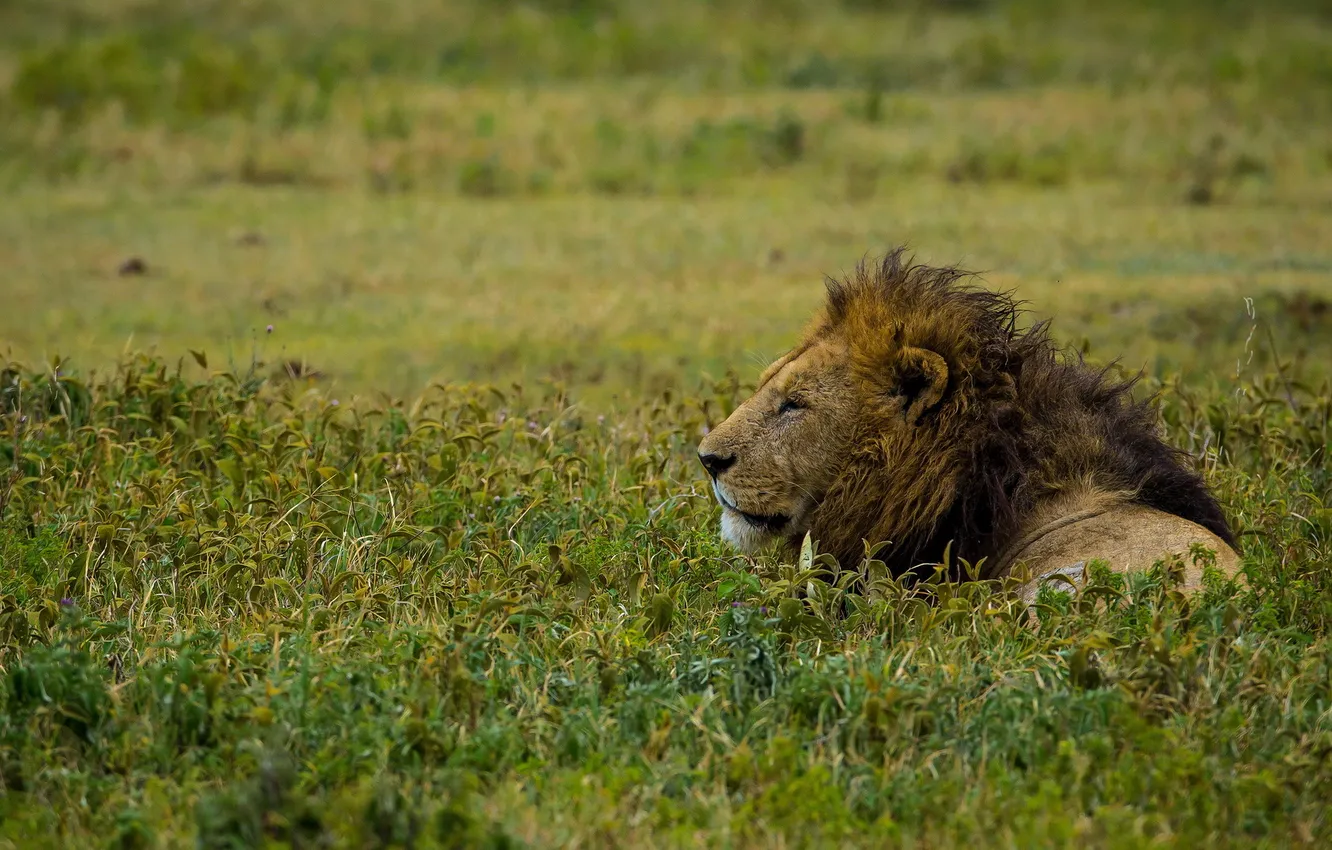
[720,509,775,552]
[720,508,808,554]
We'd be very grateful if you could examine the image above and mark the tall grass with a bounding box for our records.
[0,351,1329,845]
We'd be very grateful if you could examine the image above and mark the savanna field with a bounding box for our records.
[1,0,1331,846]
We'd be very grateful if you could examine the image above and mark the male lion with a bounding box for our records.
[697,249,1240,602]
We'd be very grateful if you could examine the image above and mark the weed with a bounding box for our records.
[12,33,268,127]
[458,156,509,197]
[676,112,807,187]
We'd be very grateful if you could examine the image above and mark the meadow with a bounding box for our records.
[1,0,1331,846]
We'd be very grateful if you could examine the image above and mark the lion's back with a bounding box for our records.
[1008,502,1242,605]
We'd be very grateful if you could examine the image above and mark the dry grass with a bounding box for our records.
[2,169,1329,401]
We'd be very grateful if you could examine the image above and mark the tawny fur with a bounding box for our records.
[698,248,1241,592]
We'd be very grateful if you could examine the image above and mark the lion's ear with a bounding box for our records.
[892,346,949,423]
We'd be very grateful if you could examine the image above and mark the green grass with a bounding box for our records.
[0,356,1328,847]
[0,0,1331,847]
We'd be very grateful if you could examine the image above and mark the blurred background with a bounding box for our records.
[1,0,1329,405]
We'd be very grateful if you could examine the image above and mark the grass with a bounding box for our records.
[0,355,1329,847]
[0,0,1331,846]
[4,183,1331,402]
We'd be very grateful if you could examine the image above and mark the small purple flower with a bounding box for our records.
[731,601,740,608]
[331,399,338,406]
[266,324,274,334]
[60,597,74,607]
[527,420,538,431]
[760,607,768,615]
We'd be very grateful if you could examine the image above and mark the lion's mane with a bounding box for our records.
[800,248,1236,577]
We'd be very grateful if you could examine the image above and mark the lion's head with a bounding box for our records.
[698,248,1235,577]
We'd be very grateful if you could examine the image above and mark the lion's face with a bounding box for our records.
[697,338,860,553]
[697,278,956,561]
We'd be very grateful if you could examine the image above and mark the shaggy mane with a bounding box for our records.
[805,247,1236,578]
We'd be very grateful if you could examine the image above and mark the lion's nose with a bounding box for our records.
[698,452,736,478]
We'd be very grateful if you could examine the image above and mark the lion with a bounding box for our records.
[696,248,1241,603]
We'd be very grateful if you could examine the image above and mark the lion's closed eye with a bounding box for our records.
[777,398,806,415]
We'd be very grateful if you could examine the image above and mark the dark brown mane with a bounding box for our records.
[805,248,1236,578]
